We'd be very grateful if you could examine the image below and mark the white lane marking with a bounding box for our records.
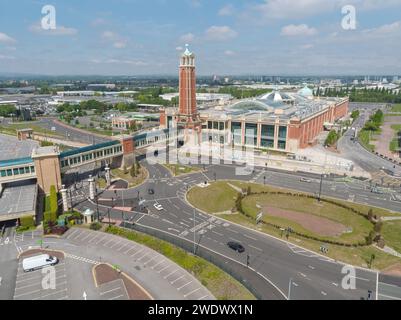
[243,234,257,241]
[171,274,185,285]
[184,287,202,298]
[248,244,263,252]
[164,269,179,280]
[376,272,379,301]
[321,291,327,296]
[378,293,401,300]
[308,265,315,270]
[332,282,338,287]
[211,230,223,237]
[177,281,193,291]
[157,265,171,274]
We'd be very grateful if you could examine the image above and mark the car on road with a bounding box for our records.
[300,177,312,183]
[22,254,58,272]
[148,188,155,195]
[153,203,164,211]
[227,241,245,253]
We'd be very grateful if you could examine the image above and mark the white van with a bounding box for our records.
[22,254,59,272]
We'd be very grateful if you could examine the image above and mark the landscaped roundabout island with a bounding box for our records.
[187,181,401,270]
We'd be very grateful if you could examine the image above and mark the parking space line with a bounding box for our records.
[170,274,185,284]
[100,287,121,296]
[109,294,125,300]
[72,230,85,240]
[88,233,101,243]
[198,295,210,300]
[142,255,157,266]
[124,246,136,255]
[131,248,144,258]
[164,269,179,280]
[80,232,93,242]
[117,243,128,252]
[184,287,201,298]
[177,281,193,291]
[151,259,165,270]
[65,229,79,239]
[137,252,149,261]
[157,265,171,274]
[109,240,122,249]
[95,235,108,245]
[33,288,68,300]
[14,288,42,298]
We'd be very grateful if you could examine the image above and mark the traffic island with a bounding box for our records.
[93,263,153,300]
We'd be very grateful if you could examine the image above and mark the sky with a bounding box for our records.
[0,0,401,76]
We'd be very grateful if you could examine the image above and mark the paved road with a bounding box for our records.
[70,160,401,300]
[338,107,401,176]
[36,118,111,145]
[0,226,213,300]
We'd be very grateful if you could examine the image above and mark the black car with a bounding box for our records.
[227,241,245,253]
[148,188,155,195]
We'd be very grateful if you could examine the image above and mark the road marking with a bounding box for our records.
[332,282,338,287]
[117,243,128,252]
[151,259,165,270]
[376,272,379,301]
[100,287,121,296]
[109,240,122,249]
[243,234,257,241]
[184,287,201,298]
[378,293,401,300]
[177,281,193,291]
[321,291,327,296]
[157,265,171,274]
[308,265,315,270]
[109,294,125,300]
[164,269,179,280]
[248,244,263,252]
[171,274,185,285]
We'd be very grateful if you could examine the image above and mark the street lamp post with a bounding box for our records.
[108,208,111,227]
[263,176,266,185]
[95,187,100,222]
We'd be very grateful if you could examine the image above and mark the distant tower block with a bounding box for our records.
[176,44,202,143]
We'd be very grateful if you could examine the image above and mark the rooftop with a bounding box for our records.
[0,133,38,162]
[0,181,37,220]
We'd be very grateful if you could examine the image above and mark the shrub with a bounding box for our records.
[90,222,102,231]
[374,221,383,233]
[20,215,35,228]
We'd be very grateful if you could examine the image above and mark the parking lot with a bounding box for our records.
[14,253,68,300]
[99,279,129,300]
[64,228,214,300]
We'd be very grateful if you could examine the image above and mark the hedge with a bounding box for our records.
[43,185,59,223]
[20,215,35,228]
[237,190,376,247]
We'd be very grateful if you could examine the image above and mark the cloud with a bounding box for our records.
[218,4,235,16]
[281,24,318,36]
[176,46,183,51]
[253,0,401,21]
[362,21,401,36]
[205,26,238,41]
[224,50,235,56]
[91,58,148,66]
[179,33,195,43]
[29,23,78,36]
[101,31,128,49]
[0,32,16,44]
[0,54,15,60]
[91,18,107,27]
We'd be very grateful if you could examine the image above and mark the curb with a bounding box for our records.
[184,181,381,275]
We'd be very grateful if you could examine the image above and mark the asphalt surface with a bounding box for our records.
[338,106,401,176]
[69,159,401,300]
[0,225,213,300]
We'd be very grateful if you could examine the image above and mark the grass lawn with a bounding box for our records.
[222,213,400,270]
[187,181,401,270]
[111,166,148,188]
[187,181,239,213]
[391,104,401,112]
[106,226,255,300]
[163,164,201,177]
[358,129,376,151]
[382,221,401,254]
[3,122,63,138]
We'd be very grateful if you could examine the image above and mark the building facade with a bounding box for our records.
[160,47,349,153]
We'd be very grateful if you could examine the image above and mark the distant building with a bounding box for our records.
[160,47,349,153]
[87,84,116,90]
